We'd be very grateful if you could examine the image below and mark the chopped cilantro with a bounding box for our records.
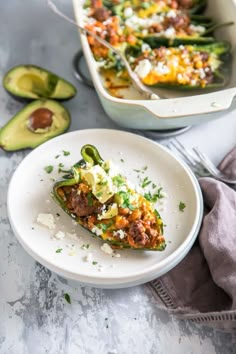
[100,221,113,232]
[55,154,60,159]
[64,293,71,304]
[92,261,98,265]
[63,150,70,156]
[152,183,157,189]
[141,176,151,188]
[143,165,148,171]
[179,201,186,212]
[58,163,64,168]
[81,244,90,250]
[96,191,103,198]
[144,192,158,203]
[87,192,93,206]
[120,158,124,163]
[133,169,140,173]
[56,248,62,253]
[112,174,126,187]
[44,165,53,174]
[118,191,136,210]
[156,187,164,199]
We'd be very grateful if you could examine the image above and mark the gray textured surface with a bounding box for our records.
[0,1,236,353]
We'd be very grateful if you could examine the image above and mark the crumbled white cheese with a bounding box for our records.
[161,191,168,198]
[114,253,121,258]
[124,7,133,18]
[129,56,136,63]
[91,226,103,236]
[101,243,114,255]
[84,253,93,262]
[154,62,170,75]
[98,203,118,220]
[68,250,77,256]
[134,59,152,79]
[113,229,126,239]
[54,231,66,240]
[141,43,151,53]
[164,27,176,38]
[66,232,78,240]
[166,10,177,18]
[199,68,206,79]
[177,73,183,81]
[189,24,205,34]
[37,213,55,230]
[142,29,148,36]
[191,79,197,86]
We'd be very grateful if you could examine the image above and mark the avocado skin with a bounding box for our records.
[5,91,38,104]
[6,91,76,103]
[0,99,71,151]
[3,65,77,101]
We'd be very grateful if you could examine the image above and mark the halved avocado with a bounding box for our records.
[3,65,77,101]
[0,99,70,151]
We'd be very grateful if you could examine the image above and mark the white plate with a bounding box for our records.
[7,129,203,288]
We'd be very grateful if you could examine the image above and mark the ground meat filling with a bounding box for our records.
[129,220,149,247]
[58,183,163,249]
[93,7,111,22]
[66,189,101,217]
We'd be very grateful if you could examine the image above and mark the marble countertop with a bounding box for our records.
[0,1,236,353]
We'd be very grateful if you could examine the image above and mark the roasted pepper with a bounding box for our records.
[52,145,166,251]
[129,41,231,89]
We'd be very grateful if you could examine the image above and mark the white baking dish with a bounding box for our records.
[73,0,236,130]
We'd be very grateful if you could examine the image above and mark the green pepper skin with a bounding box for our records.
[142,36,216,48]
[52,144,166,251]
[188,0,207,14]
[81,144,103,166]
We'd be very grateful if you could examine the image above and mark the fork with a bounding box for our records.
[47,0,161,100]
[169,139,236,185]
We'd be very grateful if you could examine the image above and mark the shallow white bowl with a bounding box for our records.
[8,129,203,288]
[73,0,236,130]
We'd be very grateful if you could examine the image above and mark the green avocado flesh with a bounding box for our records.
[3,65,77,100]
[0,99,71,151]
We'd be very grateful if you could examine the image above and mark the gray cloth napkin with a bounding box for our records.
[148,148,236,331]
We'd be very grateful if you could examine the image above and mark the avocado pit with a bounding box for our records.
[28,108,53,132]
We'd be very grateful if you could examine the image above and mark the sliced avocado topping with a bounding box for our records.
[3,65,77,100]
[0,99,70,151]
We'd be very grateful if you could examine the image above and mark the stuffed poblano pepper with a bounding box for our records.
[52,145,166,251]
[111,3,230,47]
[130,41,231,89]
[108,0,207,16]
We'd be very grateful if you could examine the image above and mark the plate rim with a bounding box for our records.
[7,128,204,286]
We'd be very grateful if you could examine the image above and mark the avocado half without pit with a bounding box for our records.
[0,100,71,151]
[3,65,77,101]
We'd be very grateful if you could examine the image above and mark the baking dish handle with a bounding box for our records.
[140,89,236,118]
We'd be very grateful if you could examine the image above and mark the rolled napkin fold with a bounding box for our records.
[148,147,236,330]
